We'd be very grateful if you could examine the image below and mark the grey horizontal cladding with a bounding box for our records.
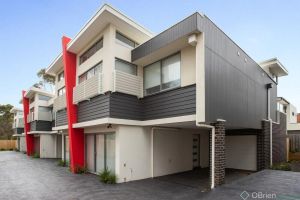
[141,85,196,120]
[132,13,199,61]
[30,121,52,131]
[77,85,196,123]
[56,109,68,126]
[77,94,110,123]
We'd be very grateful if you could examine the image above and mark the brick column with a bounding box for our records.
[210,120,226,186]
[257,120,271,170]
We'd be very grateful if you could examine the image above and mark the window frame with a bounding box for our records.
[57,87,66,96]
[143,52,181,96]
[115,31,139,48]
[78,61,102,84]
[79,38,103,65]
[115,58,137,76]
[58,71,64,82]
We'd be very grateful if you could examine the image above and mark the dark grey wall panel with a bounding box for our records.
[196,14,277,129]
[77,85,196,123]
[142,85,196,120]
[30,121,52,131]
[132,13,198,61]
[56,109,68,126]
[110,93,142,120]
[77,94,110,123]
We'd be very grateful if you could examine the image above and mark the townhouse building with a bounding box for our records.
[10,107,26,152]
[36,4,288,188]
[21,87,62,158]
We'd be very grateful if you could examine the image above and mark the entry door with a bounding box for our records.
[86,135,96,172]
[105,134,116,173]
[34,136,40,154]
[193,134,200,168]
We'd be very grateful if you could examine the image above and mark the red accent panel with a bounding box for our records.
[22,90,34,156]
[62,36,85,172]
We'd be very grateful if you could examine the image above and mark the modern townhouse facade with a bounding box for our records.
[277,97,300,153]
[38,4,288,188]
[21,87,62,158]
[10,107,26,152]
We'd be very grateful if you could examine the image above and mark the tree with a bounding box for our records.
[33,68,55,91]
[0,104,14,139]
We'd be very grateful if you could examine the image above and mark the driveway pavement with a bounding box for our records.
[1,151,300,200]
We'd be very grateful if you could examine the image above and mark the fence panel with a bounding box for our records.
[0,140,17,150]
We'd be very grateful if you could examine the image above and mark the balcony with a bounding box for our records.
[112,70,142,98]
[53,93,66,111]
[73,73,103,104]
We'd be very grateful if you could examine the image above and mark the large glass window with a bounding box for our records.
[38,94,51,101]
[115,58,137,75]
[78,62,102,84]
[79,38,103,64]
[116,31,138,48]
[144,53,181,95]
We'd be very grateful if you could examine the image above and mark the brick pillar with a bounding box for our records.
[257,120,271,170]
[210,120,226,187]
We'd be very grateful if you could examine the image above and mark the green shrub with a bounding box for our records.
[9,148,13,151]
[0,148,5,151]
[32,152,40,158]
[14,148,20,152]
[271,162,291,171]
[99,168,117,184]
[23,152,27,154]
[57,160,68,167]
[74,165,87,174]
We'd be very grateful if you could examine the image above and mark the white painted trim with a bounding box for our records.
[28,131,58,135]
[72,115,196,128]
[52,125,68,131]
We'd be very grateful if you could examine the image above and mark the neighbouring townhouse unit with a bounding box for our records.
[15,4,289,188]
[21,87,62,158]
[10,107,26,152]
[277,97,300,153]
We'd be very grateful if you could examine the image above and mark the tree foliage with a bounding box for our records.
[33,68,55,90]
[0,104,14,139]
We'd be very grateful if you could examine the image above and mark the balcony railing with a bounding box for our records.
[112,70,142,98]
[73,73,103,104]
[53,93,66,111]
[38,111,53,121]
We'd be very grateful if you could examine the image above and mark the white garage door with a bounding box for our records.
[226,135,257,171]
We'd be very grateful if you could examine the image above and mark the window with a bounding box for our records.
[79,38,103,64]
[116,32,138,48]
[115,58,137,75]
[38,106,51,112]
[79,62,102,84]
[144,53,181,96]
[58,71,64,82]
[38,95,51,101]
[58,87,66,96]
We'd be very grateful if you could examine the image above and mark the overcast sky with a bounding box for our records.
[0,0,299,110]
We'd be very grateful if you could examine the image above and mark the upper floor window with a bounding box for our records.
[38,106,51,112]
[79,62,102,84]
[115,58,137,75]
[144,53,181,96]
[79,38,103,65]
[116,32,138,48]
[39,95,51,101]
[29,97,35,104]
[58,71,64,82]
[58,87,66,96]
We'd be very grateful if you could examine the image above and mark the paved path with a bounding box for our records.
[1,151,300,200]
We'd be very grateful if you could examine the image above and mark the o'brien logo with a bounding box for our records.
[240,191,276,199]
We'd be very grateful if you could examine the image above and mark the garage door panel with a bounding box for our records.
[226,135,257,171]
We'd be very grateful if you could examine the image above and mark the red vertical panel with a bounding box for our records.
[61,36,85,172]
[22,90,34,156]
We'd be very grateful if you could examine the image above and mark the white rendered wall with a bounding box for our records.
[40,135,56,158]
[116,125,151,183]
[225,135,257,171]
[20,137,26,152]
[153,129,193,177]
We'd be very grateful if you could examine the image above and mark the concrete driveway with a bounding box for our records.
[1,151,300,200]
